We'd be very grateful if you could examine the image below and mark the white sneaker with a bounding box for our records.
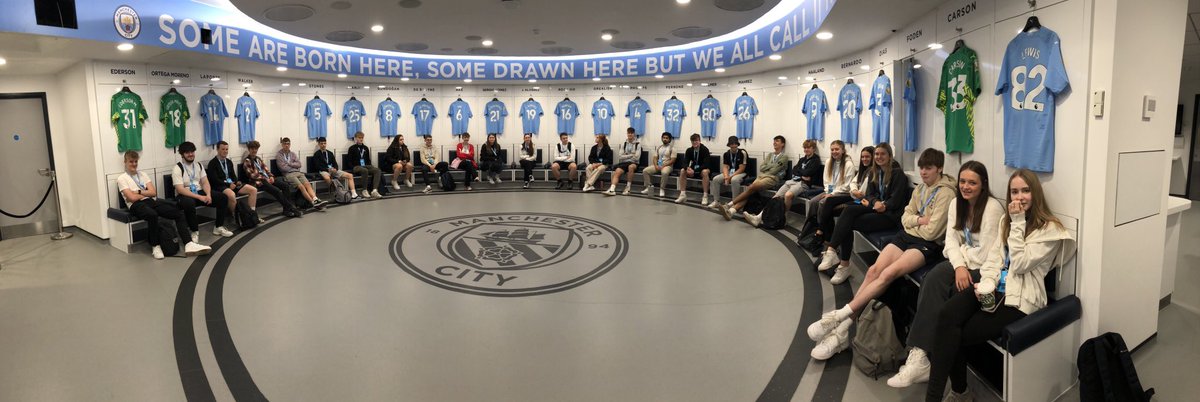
[707,200,720,209]
[191,231,200,244]
[582,185,594,192]
[675,192,687,204]
[152,246,165,260]
[817,249,840,271]
[658,189,666,197]
[352,190,361,199]
[406,179,414,187]
[811,319,853,360]
[622,186,631,195]
[701,194,710,205]
[641,186,653,195]
[807,310,845,341]
[423,185,433,194]
[830,264,852,285]
[888,349,931,388]
[494,176,503,184]
[745,213,763,227]
[371,189,382,198]
[488,177,496,185]
[213,226,234,238]
[184,242,212,257]
[392,181,401,190]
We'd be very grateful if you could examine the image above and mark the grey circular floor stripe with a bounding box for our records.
[172,187,830,400]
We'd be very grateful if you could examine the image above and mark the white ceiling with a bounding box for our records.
[230,0,781,57]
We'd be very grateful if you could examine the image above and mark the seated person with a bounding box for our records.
[641,132,676,197]
[582,134,612,192]
[550,133,578,189]
[807,147,953,361]
[798,140,856,245]
[924,169,1075,401]
[276,137,326,209]
[118,150,211,259]
[347,132,383,198]
[419,136,450,194]
[709,136,749,208]
[480,133,505,184]
[172,141,232,239]
[745,139,823,226]
[313,137,359,199]
[718,135,790,220]
[243,140,305,217]
[675,133,712,205]
[888,160,1004,388]
[206,140,261,222]
[454,133,479,191]
[604,127,640,196]
[804,146,875,256]
[385,134,414,189]
[518,134,538,189]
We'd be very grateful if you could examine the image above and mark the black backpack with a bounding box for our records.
[235,199,259,230]
[158,220,181,257]
[759,197,788,230]
[1078,332,1154,402]
[440,170,456,191]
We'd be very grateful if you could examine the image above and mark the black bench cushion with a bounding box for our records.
[1002,295,1081,355]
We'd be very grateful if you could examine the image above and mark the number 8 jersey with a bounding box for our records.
[996,27,1069,173]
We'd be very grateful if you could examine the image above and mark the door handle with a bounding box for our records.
[37,168,51,177]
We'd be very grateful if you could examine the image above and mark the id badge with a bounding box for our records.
[190,184,198,193]
[225,178,233,184]
[827,185,834,193]
[360,159,366,166]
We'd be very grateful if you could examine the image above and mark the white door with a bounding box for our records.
[0,95,59,239]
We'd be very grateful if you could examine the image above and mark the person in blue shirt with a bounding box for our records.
[342,98,365,139]
[604,127,641,196]
[449,99,472,136]
[995,27,1070,172]
[485,99,508,135]
[734,94,758,139]
[803,86,829,141]
[304,96,331,140]
[870,73,893,144]
[662,97,686,138]
[626,97,651,137]
[412,99,437,137]
[698,96,721,139]
[838,82,864,144]
[377,98,402,137]
[555,99,579,135]
[592,98,615,135]
[235,95,258,144]
[520,99,543,135]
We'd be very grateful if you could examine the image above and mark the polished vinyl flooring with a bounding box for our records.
[0,183,1195,401]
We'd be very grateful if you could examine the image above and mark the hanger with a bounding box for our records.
[634,95,641,100]
[313,94,320,99]
[349,95,356,100]
[811,84,818,90]
[846,78,854,84]
[528,97,535,101]
[167,87,177,94]
[599,96,605,100]
[420,97,427,101]
[207,89,217,95]
[492,97,499,101]
[456,97,462,101]
[741,91,748,96]
[952,39,965,52]
[564,96,570,101]
[243,91,249,97]
[386,95,392,101]
[670,95,677,100]
[706,94,713,98]
[1022,16,1041,32]
[878,69,886,77]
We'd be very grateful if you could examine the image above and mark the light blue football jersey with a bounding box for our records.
[303,98,331,139]
[484,100,507,135]
[555,99,579,135]
[802,88,829,141]
[448,99,472,135]
[734,95,758,139]
[234,95,258,144]
[869,75,893,144]
[626,98,651,137]
[903,68,919,152]
[996,28,1069,173]
[662,98,686,138]
[837,84,863,144]
[198,93,227,145]
[342,99,365,138]
[698,97,721,139]
[520,100,543,135]
[591,99,615,135]
[411,100,437,136]
[376,99,401,137]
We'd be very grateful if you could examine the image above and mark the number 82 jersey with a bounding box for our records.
[996,28,1069,173]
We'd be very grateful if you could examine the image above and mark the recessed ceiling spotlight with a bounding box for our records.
[481,39,493,47]
[601,33,613,41]
[815,32,833,40]
[276,66,288,72]
[769,54,782,61]
[400,77,410,81]
[715,68,726,73]
[298,82,307,86]
[928,43,943,49]
[778,76,788,80]
[655,74,665,79]
[371,24,384,33]
[210,77,220,82]
[346,86,352,89]
[455,86,463,90]
[337,73,348,78]
[282,83,291,87]
[700,83,709,87]
[622,85,630,88]
[913,64,923,69]
[117,43,134,51]
[464,79,473,83]
[805,76,815,81]
[860,65,870,70]
[529,79,537,83]
[592,77,601,81]
[677,0,691,4]
[0,57,6,65]
[685,83,693,87]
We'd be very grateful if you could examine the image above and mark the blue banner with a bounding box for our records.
[0,0,835,81]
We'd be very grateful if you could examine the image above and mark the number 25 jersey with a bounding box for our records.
[996,28,1069,173]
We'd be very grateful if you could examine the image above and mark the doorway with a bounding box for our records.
[0,93,60,240]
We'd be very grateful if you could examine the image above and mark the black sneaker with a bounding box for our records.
[524,181,530,189]
[555,180,564,189]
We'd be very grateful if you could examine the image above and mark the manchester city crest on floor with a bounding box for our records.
[390,212,628,296]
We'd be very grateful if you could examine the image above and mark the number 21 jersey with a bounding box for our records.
[996,28,1068,173]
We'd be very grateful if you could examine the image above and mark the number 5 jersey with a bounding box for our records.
[996,27,1069,172]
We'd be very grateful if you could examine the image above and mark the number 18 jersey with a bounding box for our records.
[996,28,1069,172]
[159,91,189,149]
[938,45,980,154]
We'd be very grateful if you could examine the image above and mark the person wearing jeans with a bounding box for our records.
[480,133,505,184]
[347,131,383,198]
[118,150,211,259]
[455,133,479,191]
[709,136,748,209]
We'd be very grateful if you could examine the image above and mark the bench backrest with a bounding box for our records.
[1049,214,1080,301]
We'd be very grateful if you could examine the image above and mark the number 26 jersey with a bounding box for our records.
[996,28,1069,173]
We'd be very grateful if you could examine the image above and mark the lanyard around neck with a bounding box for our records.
[128,172,146,190]
[917,187,940,216]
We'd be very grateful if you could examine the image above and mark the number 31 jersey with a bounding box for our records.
[996,28,1069,173]
[937,45,980,154]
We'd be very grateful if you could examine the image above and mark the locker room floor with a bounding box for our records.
[13,183,1165,401]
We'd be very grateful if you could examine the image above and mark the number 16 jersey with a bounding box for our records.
[996,28,1069,173]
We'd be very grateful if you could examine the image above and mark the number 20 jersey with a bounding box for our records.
[996,28,1069,173]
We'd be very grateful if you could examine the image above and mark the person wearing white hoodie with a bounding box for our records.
[888,161,1005,388]
[798,140,856,239]
[924,168,1075,402]
[808,148,957,361]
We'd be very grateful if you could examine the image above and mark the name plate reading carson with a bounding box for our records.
[390,213,627,297]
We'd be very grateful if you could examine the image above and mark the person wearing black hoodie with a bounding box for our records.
[480,133,505,184]
[817,143,910,274]
[745,139,823,227]
[582,135,613,192]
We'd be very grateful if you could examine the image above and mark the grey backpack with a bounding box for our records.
[331,178,353,204]
[851,300,906,379]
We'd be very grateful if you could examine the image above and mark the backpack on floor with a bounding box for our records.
[1078,332,1155,402]
[851,300,905,379]
[331,178,353,204]
[235,199,259,230]
[440,170,456,191]
[157,220,181,257]
[759,197,788,230]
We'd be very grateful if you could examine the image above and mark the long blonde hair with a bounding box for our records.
[1002,169,1062,243]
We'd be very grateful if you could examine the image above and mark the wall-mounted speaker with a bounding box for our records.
[34,0,77,29]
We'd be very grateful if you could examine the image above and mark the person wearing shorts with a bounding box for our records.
[551,133,577,189]
[674,133,711,204]
[276,137,324,208]
[719,136,790,220]
[313,137,359,199]
[604,127,640,196]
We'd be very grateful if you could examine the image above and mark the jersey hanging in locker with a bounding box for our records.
[555,99,579,135]
[377,99,401,137]
[837,83,863,144]
[938,44,981,154]
[304,97,331,139]
[198,92,227,146]
[235,95,259,144]
[802,87,828,141]
[342,98,365,138]
[592,99,614,135]
[734,95,758,139]
[412,99,438,136]
[996,27,1070,173]
[112,90,148,152]
[698,97,721,139]
[520,99,543,135]
[159,91,189,149]
[485,99,507,135]
[449,99,472,135]
[626,98,651,137]
[869,74,893,145]
[662,98,686,138]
